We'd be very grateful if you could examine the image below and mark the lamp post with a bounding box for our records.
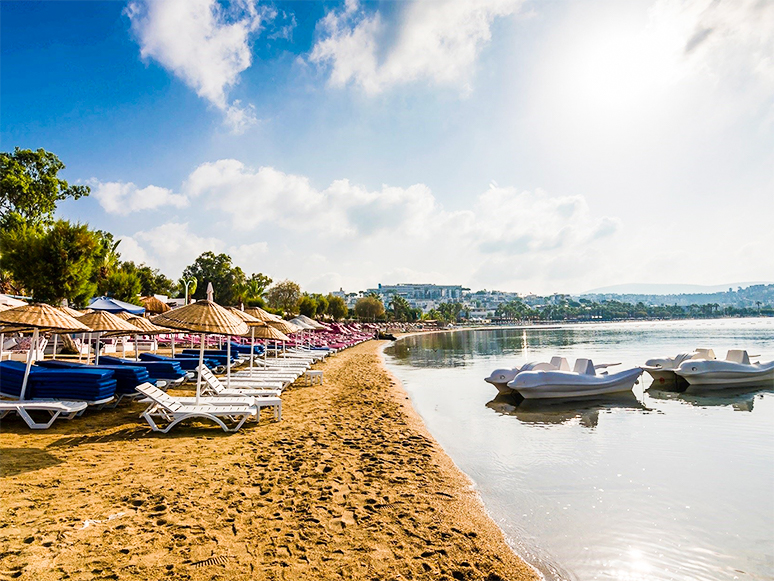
[183,278,197,305]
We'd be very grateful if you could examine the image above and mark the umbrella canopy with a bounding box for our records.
[289,317,317,331]
[151,300,249,404]
[294,314,327,330]
[268,318,301,335]
[77,311,138,334]
[141,296,171,314]
[59,306,84,318]
[0,303,89,332]
[249,324,290,342]
[0,303,90,399]
[243,306,280,322]
[226,307,265,326]
[151,300,248,336]
[126,316,168,335]
[114,311,134,320]
[88,296,145,315]
[0,294,27,309]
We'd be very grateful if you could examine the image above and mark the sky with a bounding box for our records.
[2,0,772,296]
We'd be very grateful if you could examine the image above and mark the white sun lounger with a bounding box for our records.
[135,383,280,433]
[197,366,284,396]
[0,400,88,429]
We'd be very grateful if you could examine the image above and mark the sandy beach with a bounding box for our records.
[0,340,538,581]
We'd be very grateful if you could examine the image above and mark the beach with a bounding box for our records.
[0,339,539,581]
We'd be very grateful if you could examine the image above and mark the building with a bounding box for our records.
[365,283,467,313]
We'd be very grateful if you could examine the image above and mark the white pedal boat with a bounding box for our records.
[507,358,642,400]
[642,348,716,387]
[675,350,774,389]
[485,357,571,394]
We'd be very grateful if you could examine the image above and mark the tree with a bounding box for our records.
[0,220,99,304]
[354,295,385,321]
[390,294,413,322]
[101,269,142,304]
[181,252,244,305]
[314,294,329,318]
[298,294,318,317]
[1,148,89,229]
[233,272,273,307]
[327,295,348,321]
[266,280,301,316]
[120,262,176,297]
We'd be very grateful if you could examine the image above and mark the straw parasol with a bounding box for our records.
[77,310,140,364]
[122,316,168,360]
[141,296,171,314]
[268,318,301,335]
[243,306,280,323]
[228,307,270,380]
[0,303,89,399]
[151,300,249,404]
[59,306,84,318]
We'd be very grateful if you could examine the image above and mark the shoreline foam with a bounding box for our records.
[0,340,538,580]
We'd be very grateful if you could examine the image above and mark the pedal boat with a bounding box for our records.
[642,348,716,387]
[675,350,774,389]
[485,357,570,394]
[507,358,642,400]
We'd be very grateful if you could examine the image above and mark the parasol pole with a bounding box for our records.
[171,333,175,357]
[135,334,139,361]
[20,327,39,401]
[196,332,204,405]
[0,332,4,361]
[52,334,58,360]
[226,335,232,388]
[95,331,102,365]
[249,327,255,377]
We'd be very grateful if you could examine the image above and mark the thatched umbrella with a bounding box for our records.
[244,306,280,323]
[77,310,139,365]
[141,296,171,314]
[0,304,89,399]
[228,307,270,381]
[108,316,168,360]
[151,300,248,404]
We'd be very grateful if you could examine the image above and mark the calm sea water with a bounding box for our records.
[382,318,774,581]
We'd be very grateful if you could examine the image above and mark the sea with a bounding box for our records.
[382,318,774,581]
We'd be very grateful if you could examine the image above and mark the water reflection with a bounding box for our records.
[647,385,773,411]
[486,392,647,428]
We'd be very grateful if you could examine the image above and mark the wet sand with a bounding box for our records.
[0,340,539,581]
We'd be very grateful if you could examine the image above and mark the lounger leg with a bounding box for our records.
[16,408,60,430]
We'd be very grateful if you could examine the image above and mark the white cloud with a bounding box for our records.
[309,0,525,94]
[126,0,271,133]
[122,160,622,292]
[91,180,188,215]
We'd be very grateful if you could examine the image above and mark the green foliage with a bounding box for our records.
[181,252,244,305]
[0,220,99,304]
[326,295,348,321]
[0,148,89,229]
[298,294,317,318]
[313,294,328,318]
[119,261,175,297]
[101,269,142,304]
[354,295,385,321]
[233,272,273,307]
[266,280,301,316]
[389,294,416,322]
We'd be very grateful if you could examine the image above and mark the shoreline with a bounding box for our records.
[0,340,539,581]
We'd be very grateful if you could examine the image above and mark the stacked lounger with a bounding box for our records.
[36,360,153,397]
[99,356,187,384]
[0,360,117,403]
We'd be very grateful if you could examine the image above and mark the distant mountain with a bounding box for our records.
[581,282,772,295]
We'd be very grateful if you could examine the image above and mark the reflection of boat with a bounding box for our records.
[486,392,645,427]
[484,357,570,394]
[641,348,715,388]
[675,350,774,389]
[647,385,772,411]
[508,358,642,399]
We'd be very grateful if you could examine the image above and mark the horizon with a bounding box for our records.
[2,0,772,295]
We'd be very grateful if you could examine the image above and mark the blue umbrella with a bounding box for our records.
[88,296,145,315]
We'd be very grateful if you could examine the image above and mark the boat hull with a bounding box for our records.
[676,361,774,389]
[509,368,642,400]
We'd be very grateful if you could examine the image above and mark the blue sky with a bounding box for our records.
[2,0,772,294]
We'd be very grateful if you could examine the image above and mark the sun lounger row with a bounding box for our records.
[1,360,117,404]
